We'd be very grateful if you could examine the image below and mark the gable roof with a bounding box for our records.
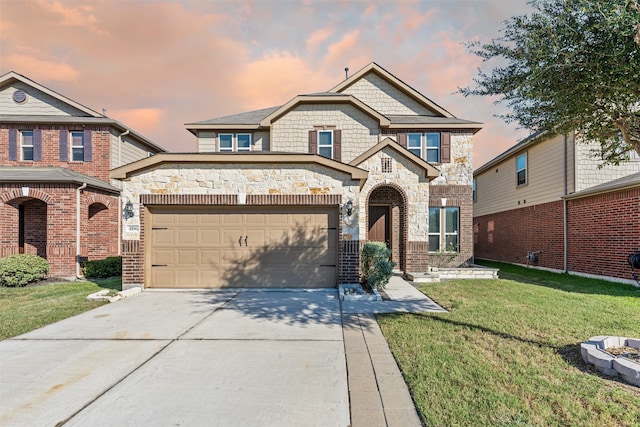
[349,137,440,180]
[474,131,543,175]
[259,94,390,127]
[0,167,120,194]
[110,152,369,185]
[185,106,281,133]
[0,71,167,153]
[330,62,454,118]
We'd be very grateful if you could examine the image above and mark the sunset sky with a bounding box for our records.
[0,0,533,167]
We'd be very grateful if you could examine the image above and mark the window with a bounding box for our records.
[317,130,333,158]
[71,131,84,161]
[219,133,251,152]
[472,178,477,202]
[516,153,527,186]
[407,133,422,157]
[21,131,34,161]
[429,206,459,252]
[426,133,440,163]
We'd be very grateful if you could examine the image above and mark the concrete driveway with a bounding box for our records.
[0,289,349,427]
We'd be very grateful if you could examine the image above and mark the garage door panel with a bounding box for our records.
[147,207,337,288]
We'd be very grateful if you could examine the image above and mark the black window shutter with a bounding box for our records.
[33,130,42,161]
[397,133,407,148]
[83,130,92,161]
[8,129,17,161]
[440,132,451,163]
[333,130,342,162]
[59,130,68,161]
[308,130,317,154]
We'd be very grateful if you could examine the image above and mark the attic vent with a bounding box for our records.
[381,157,393,173]
[13,89,27,104]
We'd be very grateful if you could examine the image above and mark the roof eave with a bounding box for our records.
[388,123,482,133]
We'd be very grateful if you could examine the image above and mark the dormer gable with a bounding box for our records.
[330,62,453,118]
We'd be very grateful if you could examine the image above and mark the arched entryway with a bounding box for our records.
[366,184,408,272]
[87,202,111,260]
[4,197,48,258]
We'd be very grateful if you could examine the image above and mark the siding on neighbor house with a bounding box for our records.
[338,72,437,116]
[574,141,640,192]
[474,133,576,217]
[0,81,89,117]
[270,103,379,163]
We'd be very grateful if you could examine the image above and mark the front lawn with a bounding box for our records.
[0,277,121,340]
[377,261,640,426]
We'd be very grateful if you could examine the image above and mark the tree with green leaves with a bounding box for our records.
[460,0,640,165]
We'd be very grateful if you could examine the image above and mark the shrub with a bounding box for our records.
[360,242,396,290]
[0,254,49,287]
[83,256,122,278]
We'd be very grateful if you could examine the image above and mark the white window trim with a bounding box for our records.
[21,130,34,161]
[317,130,333,158]
[425,132,441,163]
[218,133,234,152]
[236,133,252,152]
[429,206,460,253]
[71,131,84,162]
[407,133,422,158]
[516,153,527,186]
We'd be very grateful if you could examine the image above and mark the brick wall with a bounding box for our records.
[474,200,565,270]
[0,183,119,277]
[339,240,360,284]
[567,188,640,280]
[0,125,112,181]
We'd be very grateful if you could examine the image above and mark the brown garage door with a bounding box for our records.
[146,206,338,288]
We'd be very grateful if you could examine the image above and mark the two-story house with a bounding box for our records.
[0,72,166,278]
[112,63,481,290]
[473,132,640,283]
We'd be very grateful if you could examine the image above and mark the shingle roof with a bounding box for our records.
[0,167,120,194]
[186,106,281,126]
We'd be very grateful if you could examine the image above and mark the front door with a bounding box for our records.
[368,205,390,247]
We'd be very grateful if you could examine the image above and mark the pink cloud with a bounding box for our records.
[306,27,335,54]
[2,54,79,82]
[109,108,166,136]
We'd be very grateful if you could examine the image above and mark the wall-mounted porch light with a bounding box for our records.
[123,200,134,220]
[345,199,354,217]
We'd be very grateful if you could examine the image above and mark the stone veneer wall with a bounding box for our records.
[574,140,640,192]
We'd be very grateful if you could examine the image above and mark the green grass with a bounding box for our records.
[0,277,122,340]
[377,261,640,427]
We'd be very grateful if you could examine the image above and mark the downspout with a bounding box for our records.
[76,182,88,279]
[118,129,130,167]
[116,130,129,257]
[563,134,568,273]
[117,195,122,256]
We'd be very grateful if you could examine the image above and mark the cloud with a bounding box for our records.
[35,0,102,32]
[2,55,79,82]
[306,27,335,54]
[109,108,166,136]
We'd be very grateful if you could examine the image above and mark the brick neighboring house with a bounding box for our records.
[473,132,640,284]
[0,72,166,278]
[112,62,481,289]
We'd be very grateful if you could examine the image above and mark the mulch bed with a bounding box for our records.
[605,346,640,362]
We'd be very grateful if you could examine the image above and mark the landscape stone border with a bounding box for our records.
[338,284,382,301]
[580,336,640,386]
[86,287,142,303]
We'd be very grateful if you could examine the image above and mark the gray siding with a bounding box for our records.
[0,81,89,116]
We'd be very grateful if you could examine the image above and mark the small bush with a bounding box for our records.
[0,254,49,287]
[83,256,122,278]
[361,242,396,290]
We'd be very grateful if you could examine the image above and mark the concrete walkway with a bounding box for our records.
[341,275,446,427]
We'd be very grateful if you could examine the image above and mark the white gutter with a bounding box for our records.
[117,195,122,256]
[76,182,87,279]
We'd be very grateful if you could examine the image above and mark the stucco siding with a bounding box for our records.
[0,81,89,117]
[474,134,573,217]
[339,73,436,116]
[271,104,379,162]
